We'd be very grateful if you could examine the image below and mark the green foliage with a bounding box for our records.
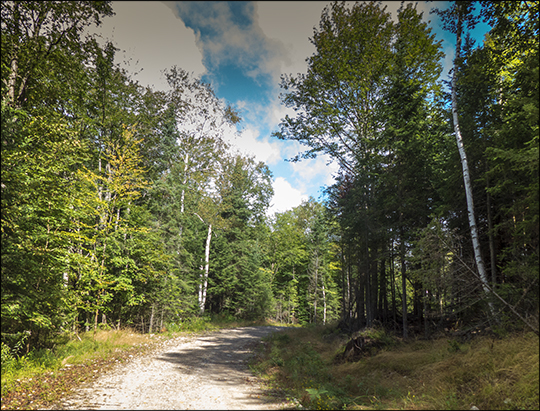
[1,0,538,362]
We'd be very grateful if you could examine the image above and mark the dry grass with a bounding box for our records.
[91,328,153,345]
[251,325,539,410]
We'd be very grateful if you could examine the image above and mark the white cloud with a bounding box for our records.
[290,154,339,192]
[87,1,205,91]
[268,177,309,216]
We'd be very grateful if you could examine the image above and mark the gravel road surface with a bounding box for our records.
[58,326,290,410]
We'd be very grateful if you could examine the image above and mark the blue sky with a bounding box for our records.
[88,1,492,216]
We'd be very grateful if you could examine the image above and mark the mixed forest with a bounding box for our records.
[1,0,538,358]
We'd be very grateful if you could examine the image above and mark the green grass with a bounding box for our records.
[249,324,540,410]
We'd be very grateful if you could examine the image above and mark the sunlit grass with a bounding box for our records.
[250,324,539,410]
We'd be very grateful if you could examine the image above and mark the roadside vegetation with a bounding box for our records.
[0,316,281,410]
[250,324,539,410]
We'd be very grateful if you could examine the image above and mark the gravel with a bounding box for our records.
[57,326,291,410]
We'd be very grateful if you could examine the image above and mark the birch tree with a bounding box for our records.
[164,67,238,225]
[434,2,496,318]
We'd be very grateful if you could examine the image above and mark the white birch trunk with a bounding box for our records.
[313,252,318,324]
[7,3,20,105]
[180,152,189,214]
[179,152,189,240]
[8,51,18,105]
[322,275,327,325]
[198,223,212,315]
[451,5,495,316]
[149,304,155,334]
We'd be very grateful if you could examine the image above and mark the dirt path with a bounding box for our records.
[58,326,290,410]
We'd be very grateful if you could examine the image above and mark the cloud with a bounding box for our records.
[268,177,309,216]
[256,1,322,80]
[87,1,205,91]
[227,125,282,166]
[290,154,339,191]
[170,1,287,88]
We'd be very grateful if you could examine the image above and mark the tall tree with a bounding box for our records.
[434,1,498,320]
[276,1,445,335]
[208,154,273,319]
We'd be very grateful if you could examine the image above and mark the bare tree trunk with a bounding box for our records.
[198,222,212,315]
[322,274,327,325]
[400,226,408,339]
[423,287,428,338]
[312,252,319,324]
[8,50,19,105]
[391,245,397,329]
[451,5,496,318]
[149,304,155,334]
[6,3,20,106]
[486,176,497,286]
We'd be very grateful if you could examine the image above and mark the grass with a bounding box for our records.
[0,315,289,410]
[249,324,539,410]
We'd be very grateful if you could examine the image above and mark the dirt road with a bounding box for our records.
[58,326,291,410]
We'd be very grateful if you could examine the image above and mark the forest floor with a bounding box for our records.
[48,326,294,410]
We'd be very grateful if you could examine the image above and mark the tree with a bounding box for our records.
[276,1,445,335]
[274,1,394,175]
[267,210,307,323]
[434,1,515,322]
[1,1,113,110]
[72,126,151,331]
[1,103,92,348]
[207,154,274,319]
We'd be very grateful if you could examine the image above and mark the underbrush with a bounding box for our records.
[250,324,539,410]
[0,315,282,410]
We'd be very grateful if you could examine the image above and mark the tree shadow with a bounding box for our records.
[155,326,289,408]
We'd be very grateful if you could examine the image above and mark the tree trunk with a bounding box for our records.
[8,49,19,106]
[400,227,408,339]
[7,3,20,106]
[451,4,496,318]
[357,254,365,327]
[313,253,318,324]
[370,248,378,324]
[94,309,99,337]
[423,287,429,338]
[391,240,397,329]
[379,254,388,322]
[322,274,327,325]
[149,304,155,334]
[198,223,212,315]
[486,175,497,286]
[341,242,347,319]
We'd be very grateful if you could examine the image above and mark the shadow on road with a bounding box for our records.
[155,326,290,409]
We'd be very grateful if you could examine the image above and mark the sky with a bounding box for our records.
[87,1,492,216]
